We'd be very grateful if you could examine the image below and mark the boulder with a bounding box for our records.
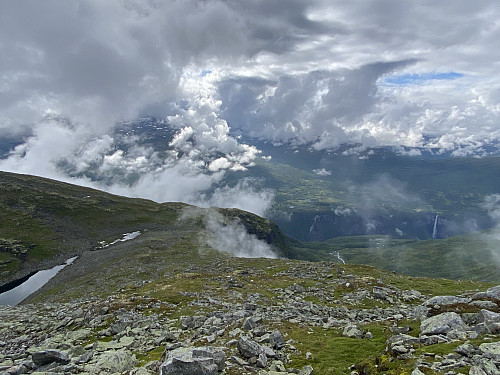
[424,296,471,307]
[343,324,363,339]
[180,316,206,330]
[469,365,488,375]
[420,312,466,336]
[454,342,477,357]
[32,350,70,366]
[242,317,257,331]
[485,285,500,301]
[299,365,314,375]
[160,346,225,375]
[238,336,264,358]
[411,368,426,375]
[270,330,285,349]
[89,349,137,374]
[479,341,500,361]
[478,309,500,334]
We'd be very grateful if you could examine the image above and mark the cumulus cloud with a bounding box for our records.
[180,207,277,259]
[194,178,275,217]
[1,0,500,211]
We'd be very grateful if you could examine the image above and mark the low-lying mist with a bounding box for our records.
[180,207,278,259]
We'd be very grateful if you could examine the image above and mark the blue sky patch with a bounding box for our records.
[201,70,213,77]
[384,72,464,85]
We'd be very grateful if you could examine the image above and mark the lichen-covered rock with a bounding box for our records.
[485,285,500,301]
[238,336,264,358]
[343,324,363,338]
[160,346,225,375]
[479,341,500,361]
[420,312,466,336]
[270,330,285,349]
[424,295,471,307]
[87,349,137,374]
[478,309,500,334]
[299,364,314,375]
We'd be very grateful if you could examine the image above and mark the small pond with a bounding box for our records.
[0,256,77,306]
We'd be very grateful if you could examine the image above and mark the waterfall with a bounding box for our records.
[309,215,320,234]
[335,251,346,264]
[432,214,439,239]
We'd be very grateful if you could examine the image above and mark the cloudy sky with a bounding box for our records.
[0,0,499,210]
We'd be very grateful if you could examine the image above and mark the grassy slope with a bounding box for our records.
[0,171,291,285]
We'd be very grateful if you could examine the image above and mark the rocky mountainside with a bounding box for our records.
[1,257,499,374]
[0,171,499,374]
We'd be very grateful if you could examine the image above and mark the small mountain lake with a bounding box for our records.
[0,256,77,305]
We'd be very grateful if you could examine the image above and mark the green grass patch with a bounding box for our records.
[283,324,387,375]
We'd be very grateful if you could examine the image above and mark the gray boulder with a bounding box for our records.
[32,350,70,367]
[343,324,363,339]
[299,364,314,375]
[479,341,500,361]
[180,316,206,330]
[424,295,471,307]
[485,285,500,301]
[237,336,264,358]
[478,309,500,334]
[242,317,257,331]
[160,346,225,375]
[88,349,137,374]
[420,312,466,336]
[469,366,488,375]
[270,330,285,349]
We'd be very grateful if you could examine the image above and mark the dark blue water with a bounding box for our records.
[0,256,77,305]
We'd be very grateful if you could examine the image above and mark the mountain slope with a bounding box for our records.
[2,171,500,287]
[1,171,499,374]
[0,171,292,286]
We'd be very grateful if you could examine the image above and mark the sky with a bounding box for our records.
[1,0,499,211]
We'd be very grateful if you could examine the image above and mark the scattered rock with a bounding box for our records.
[270,330,285,349]
[242,317,257,331]
[32,350,70,366]
[299,364,314,375]
[87,349,137,374]
[424,295,471,307]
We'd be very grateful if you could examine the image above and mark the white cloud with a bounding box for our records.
[180,207,278,259]
[194,178,275,217]
[1,0,500,209]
